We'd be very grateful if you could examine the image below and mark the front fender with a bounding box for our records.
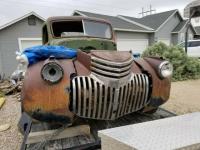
[134,57,171,109]
[21,59,75,124]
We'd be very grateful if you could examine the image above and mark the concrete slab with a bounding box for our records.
[98,112,200,150]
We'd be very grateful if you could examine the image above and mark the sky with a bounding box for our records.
[0,0,196,25]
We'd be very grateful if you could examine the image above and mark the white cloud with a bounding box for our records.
[0,0,195,21]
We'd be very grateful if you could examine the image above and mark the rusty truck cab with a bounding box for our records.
[42,16,117,51]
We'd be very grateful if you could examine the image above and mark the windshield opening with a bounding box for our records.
[52,21,84,37]
[83,20,112,39]
[51,19,112,39]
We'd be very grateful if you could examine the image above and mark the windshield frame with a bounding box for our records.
[50,18,113,40]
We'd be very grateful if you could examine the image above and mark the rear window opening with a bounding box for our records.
[52,21,84,37]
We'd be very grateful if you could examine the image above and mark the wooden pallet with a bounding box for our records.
[23,108,176,150]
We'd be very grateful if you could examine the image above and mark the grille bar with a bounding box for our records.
[91,61,132,72]
[71,74,150,120]
[91,56,133,78]
[91,67,131,78]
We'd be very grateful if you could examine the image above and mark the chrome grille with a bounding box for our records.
[91,56,133,78]
[71,74,150,120]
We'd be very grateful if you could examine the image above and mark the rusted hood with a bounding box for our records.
[90,50,132,62]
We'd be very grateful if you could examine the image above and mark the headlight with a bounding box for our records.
[159,61,173,78]
[41,62,64,84]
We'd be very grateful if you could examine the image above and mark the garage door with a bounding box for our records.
[117,39,149,54]
[18,38,42,51]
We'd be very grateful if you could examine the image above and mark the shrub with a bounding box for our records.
[142,42,200,81]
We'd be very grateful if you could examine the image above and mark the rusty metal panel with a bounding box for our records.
[22,59,75,123]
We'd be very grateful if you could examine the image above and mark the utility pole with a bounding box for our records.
[139,5,156,17]
[139,7,145,17]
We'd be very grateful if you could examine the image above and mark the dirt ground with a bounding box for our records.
[162,79,200,115]
[0,95,23,150]
[0,79,199,150]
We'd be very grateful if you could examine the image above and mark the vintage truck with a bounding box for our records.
[21,16,173,124]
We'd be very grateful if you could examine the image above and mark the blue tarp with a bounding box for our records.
[22,45,77,66]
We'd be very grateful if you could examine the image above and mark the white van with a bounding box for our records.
[179,40,200,58]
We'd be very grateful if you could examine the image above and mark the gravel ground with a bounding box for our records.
[0,95,22,150]
[162,79,200,115]
[0,79,199,150]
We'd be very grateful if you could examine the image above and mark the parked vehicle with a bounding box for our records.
[179,40,200,58]
[21,16,173,124]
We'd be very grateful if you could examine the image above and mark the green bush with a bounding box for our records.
[142,42,200,81]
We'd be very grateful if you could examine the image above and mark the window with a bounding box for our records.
[52,21,84,37]
[51,19,112,39]
[189,41,200,47]
[83,20,112,39]
[28,16,36,25]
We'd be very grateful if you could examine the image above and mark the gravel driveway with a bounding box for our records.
[162,79,200,115]
[0,79,200,150]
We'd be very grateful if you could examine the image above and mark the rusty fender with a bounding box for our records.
[134,57,171,111]
[21,59,75,124]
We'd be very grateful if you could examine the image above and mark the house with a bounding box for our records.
[0,12,45,78]
[73,9,196,51]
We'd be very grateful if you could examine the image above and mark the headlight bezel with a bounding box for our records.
[41,62,64,84]
[158,61,173,78]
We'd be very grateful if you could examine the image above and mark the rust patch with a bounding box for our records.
[134,58,171,102]
[22,59,75,122]
[91,50,132,62]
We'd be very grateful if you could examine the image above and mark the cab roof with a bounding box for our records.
[45,16,112,25]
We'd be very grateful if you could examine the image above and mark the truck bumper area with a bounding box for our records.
[31,110,72,124]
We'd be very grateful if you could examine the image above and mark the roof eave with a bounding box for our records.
[0,11,45,31]
[73,10,87,17]
[114,28,154,33]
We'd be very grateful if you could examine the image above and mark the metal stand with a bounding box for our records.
[18,113,32,150]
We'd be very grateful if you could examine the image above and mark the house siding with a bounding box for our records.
[178,27,195,44]
[148,33,155,46]
[0,16,44,77]
[172,34,178,45]
[155,13,181,45]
